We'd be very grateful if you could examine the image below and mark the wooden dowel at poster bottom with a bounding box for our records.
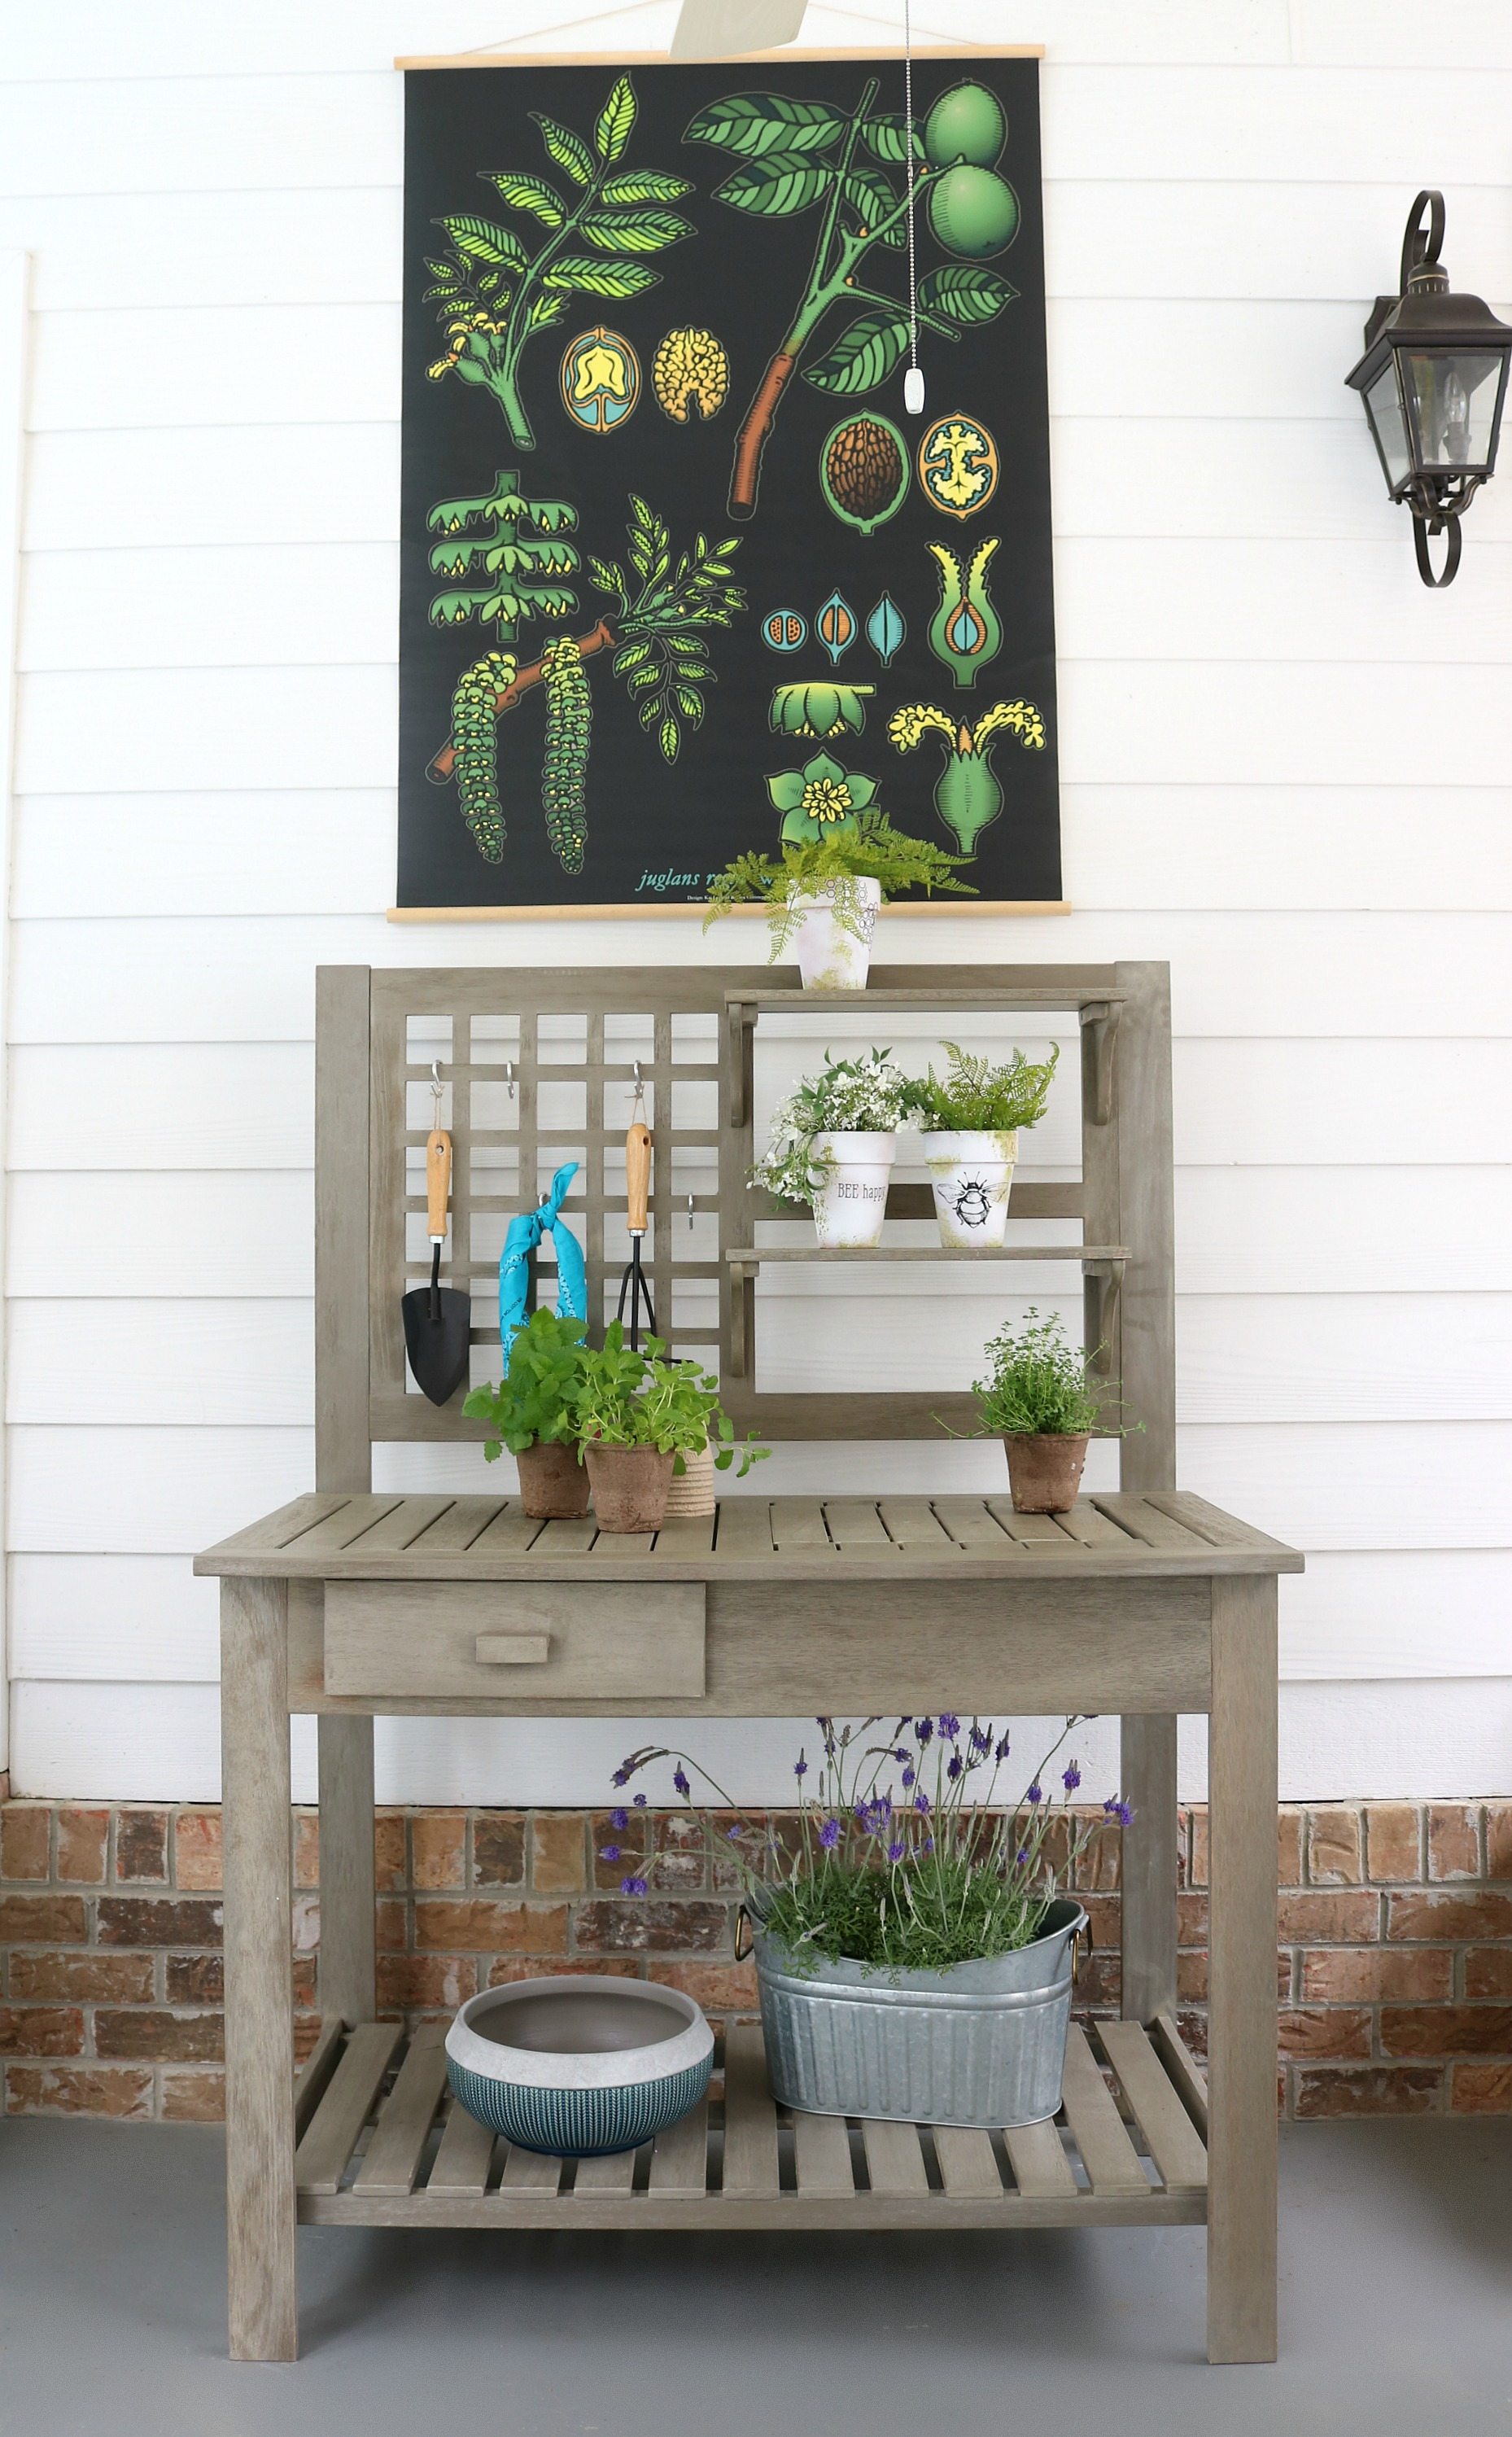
[386,901,1072,924]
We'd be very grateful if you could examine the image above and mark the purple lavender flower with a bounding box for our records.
[673,1766,691,1798]
[610,1807,629,1832]
[633,1792,648,1809]
[938,1713,960,1739]
[902,1766,916,1790]
[794,1756,809,1780]
[1062,1762,1082,1792]
[611,1768,630,1787]
[994,1730,1012,1761]
[1103,1796,1134,1827]
[913,1790,931,1815]
[915,1717,934,1746]
[1026,1782,1043,1807]
[621,1874,649,1897]
[887,1840,906,1864]
[970,1723,992,1756]
[1016,1847,1029,1865]
[600,1843,622,1862]
[946,1754,963,1781]
[727,1822,743,1839]
[923,1837,935,1854]
[818,1818,841,1850]
[894,1747,911,1763]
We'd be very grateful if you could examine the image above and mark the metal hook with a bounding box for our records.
[429,1060,444,1127]
[505,1058,515,1100]
[688,1193,695,1232]
[629,1058,647,1123]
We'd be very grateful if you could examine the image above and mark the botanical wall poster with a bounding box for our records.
[397,54,1060,911]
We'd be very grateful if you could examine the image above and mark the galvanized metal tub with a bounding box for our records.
[751,1896,1087,2128]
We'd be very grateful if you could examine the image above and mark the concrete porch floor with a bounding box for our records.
[2,2117,1510,2435]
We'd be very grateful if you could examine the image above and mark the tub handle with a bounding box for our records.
[1072,1915,1092,1986]
[734,1907,755,1963]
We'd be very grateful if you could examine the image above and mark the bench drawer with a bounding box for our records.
[322,1580,705,1700]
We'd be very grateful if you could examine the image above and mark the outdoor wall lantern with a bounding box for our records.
[1346,190,1512,585]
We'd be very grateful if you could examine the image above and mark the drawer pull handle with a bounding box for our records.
[474,1633,551,1666]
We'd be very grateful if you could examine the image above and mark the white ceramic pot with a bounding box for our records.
[922,1129,1019,1249]
[811,1129,897,1248]
[791,877,881,991]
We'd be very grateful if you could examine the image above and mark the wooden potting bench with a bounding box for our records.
[197,962,1300,2365]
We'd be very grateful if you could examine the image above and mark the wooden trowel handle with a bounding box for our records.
[626,1121,651,1236]
[426,1129,452,1241]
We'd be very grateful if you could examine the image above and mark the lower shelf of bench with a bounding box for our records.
[292,2011,1210,2233]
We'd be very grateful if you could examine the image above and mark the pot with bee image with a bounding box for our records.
[920,1129,1019,1249]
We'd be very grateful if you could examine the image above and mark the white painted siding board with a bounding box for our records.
[8,1424,313,1552]
[9,1555,218,1682]
[7,1302,312,1424]
[11,794,395,918]
[1173,1423,1512,1552]
[8,1045,312,1168]
[1174,1169,1512,1295]
[7,1173,312,1297]
[1294,2,1512,70]
[0,76,399,200]
[1177,1296,1512,1424]
[19,545,397,672]
[15,667,395,794]
[0,189,402,313]
[23,427,400,552]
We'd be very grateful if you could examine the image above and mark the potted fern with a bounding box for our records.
[462,1306,590,1520]
[751,1048,910,1249]
[703,816,973,991]
[967,1309,1111,1514]
[904,1041,1060,1249]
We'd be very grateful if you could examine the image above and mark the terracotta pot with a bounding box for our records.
[584,1442,675,1534]
[663,1441,716,1519]
[1003,1431,1090,1516]
[514,1437,590,1521]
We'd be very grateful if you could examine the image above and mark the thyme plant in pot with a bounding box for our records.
[750,1047,910,1249]
[570,1321,767,1532]
[461,1306,590,1519]
[703,813,973,991]
[966,1308,1118,1514]
[610,1716,1130,2129]
[904,1040,1060,1249]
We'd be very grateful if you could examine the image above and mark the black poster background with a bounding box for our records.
[397,55,1060,910]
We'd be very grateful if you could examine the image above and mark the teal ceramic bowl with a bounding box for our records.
[445,1976,713,2158]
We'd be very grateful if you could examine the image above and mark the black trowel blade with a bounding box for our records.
[401,1285,472,1406]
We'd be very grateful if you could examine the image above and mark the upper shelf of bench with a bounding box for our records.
[197,1491,1300,1583]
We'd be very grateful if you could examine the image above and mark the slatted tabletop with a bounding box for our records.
[292,2015,1211,2232]
[199,1490,1300,1582]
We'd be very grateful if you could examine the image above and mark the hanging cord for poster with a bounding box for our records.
[902,0,924,414]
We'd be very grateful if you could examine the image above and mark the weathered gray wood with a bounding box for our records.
[878,1496,956,1551]
[721,2024,779,2194]
[932,1498,1019,1551]
[343,1495,456,1554]
[648,2097,709,2193]
[407,1499,510,1552]
[215,1494,350,1556]
[316,965,373,1492]
[1096,1493,1210,1552]
[1120,1714,1179,2023]
[317,1713,377,2028]
[824,1499,890,1548]
[769,1498,829,1547]
[723,1244,1128,1265]
[303,2184,1204,2230]
[323,1580,706,1700]
[1057,2026,1150,2197]
[292,2015,345,2142]
[792,2109,855,2194]
[932,2126,1003,2197]
[429,2100,497,2192]
[1151,2010,1210,2142]
[712,1499,773,1556]
[862,2118,929,2195]
[221,1576,297,2362]
[573,2146,640,2192]
[1099,2020,1208,2194]
[353,2021,449,2196]
[294,2021,402,2197]
[1003,2117,1077,2199]
[1147,1490,1296,1560]
[1206,1573,1279,2365]
[653,1512,718,1558]
[500,2142,564,2191]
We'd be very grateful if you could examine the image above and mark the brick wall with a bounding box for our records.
[2,1797,1510,2121]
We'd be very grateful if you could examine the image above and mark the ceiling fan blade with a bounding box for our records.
[668,0,808,59]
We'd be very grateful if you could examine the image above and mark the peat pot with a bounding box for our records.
[922,1128,1019,1249]
[811,1129,897,1249]
[583,1442,675,1533]
[1004,1430,1090,1515]
[753,1897,1088,2129]
[513,1437,591,1521]
[446,1976,713,2157]
[662,1438,716,1519]
[791,877,881,991]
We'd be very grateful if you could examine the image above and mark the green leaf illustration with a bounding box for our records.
[659,715,680,763]
[843,164,903,243]
[684,94,846,157]
[527,293,566,330]
[613,641,654,673]
[916,265,1017,326]
[531,113,596,186]
[437,214,527,269]
[675,686,704,724]
[578,207,694,252]
[600,170,695,203]
[862,113,924,163]
[484,173,566,226]
[802,309,911,396]
[594,74,636,163]
[714,159,833,217]
[541,255,660,297]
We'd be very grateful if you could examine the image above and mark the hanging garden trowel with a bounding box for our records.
[402,1123,471,1405]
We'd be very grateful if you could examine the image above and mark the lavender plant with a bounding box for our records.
[606,1713,1130,1971]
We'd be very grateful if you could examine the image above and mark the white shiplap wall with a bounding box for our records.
[3,0,1511,1803]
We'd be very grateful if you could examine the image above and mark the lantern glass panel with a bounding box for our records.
[1403,349,1504,473]
[1365,361,1412,491]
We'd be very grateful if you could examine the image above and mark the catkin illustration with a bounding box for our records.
[449,651,516,863]
[540,633,592,874]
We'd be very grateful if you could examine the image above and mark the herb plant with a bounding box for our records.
[904,1039,1060,1134]
[705,817,973,961]
[607,1713,1131,1969]
[971,1308,1107,1437]
[750,1047,911,1209]
[462,1306,588,1459]
[570,1322,767,1477]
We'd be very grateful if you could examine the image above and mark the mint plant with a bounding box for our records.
[462,1306,588,1458]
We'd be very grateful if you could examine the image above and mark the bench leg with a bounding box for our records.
[1206,1573,1278,2364]
[317,1714,376,2027]
[1120,1713,1178,2019]
[221,1576,298,2362]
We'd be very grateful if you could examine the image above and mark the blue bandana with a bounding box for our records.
[498,1162,588,1350]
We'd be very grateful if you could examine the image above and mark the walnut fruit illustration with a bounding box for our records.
[819,415,911,534]
[652,326,730,423]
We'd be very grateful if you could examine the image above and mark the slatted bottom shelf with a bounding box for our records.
[292,2014,1209,2231]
